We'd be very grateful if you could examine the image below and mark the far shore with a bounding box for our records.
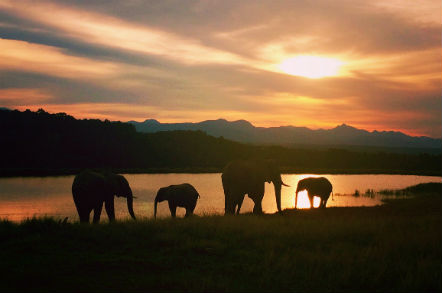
[0,167,440,178]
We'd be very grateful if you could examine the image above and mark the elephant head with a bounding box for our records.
[108,174,136,220]
[261,160,289,212]
[295,179,307,194]
[154,187,167,219]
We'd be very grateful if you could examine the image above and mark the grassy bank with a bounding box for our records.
[0,188,440,292]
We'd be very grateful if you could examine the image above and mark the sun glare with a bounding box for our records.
[279,56,343,78]
[294,190,321,208]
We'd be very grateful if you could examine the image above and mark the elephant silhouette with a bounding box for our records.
[154,183,200,218]
[72,170,136,223]
[295,177,333,209]
[221,159,289,215]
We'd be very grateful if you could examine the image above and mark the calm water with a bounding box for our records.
[0,174,440,221]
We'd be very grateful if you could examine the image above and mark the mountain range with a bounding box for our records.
[129,119,442,150]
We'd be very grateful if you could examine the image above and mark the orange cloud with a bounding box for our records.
[0,88,52,103]
[0,38,117,79]
[0,0,440,137]
[0,0,246,66]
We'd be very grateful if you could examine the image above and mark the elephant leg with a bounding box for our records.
[308,194,314,209]
[104,199,115,222]
[252,196,263,214]
[78,209,90,223]
[253,201,263,214]
[185,208,194,217]
[321,196,329,208]
[93,203,103,223]
[75,204,91,223]
[225,191,239,215]
[236,195,245,214]
[168,202,177,218]
[185,201,197,217]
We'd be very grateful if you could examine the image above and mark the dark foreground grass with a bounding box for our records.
[0,190,440,292]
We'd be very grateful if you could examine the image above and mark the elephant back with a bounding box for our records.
[175,183,200,198]
[222,160,268,191]
[72,170,108,199]
[167,183,200,206]
[299,177,332,195]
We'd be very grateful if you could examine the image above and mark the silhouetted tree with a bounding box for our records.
[0,108,440,176]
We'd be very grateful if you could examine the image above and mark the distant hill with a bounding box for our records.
[1,109,440,176]
[129,119,442,150]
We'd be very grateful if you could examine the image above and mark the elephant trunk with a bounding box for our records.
[154,197,158,219]
[126,192,136,220]
[274,182,282,212]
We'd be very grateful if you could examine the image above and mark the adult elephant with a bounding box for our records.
[295,177,333,209]
[221,160,289,215]
[154,183,200,218]
[72,170,136,223]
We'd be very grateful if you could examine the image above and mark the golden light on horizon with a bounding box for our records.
[279,56,343,78]
[294,190,321,208]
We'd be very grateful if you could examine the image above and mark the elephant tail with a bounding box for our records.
[332,191,334,201]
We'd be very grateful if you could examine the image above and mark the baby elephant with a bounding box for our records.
[154,183,200,218]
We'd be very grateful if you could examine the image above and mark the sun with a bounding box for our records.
[278,55,343,79]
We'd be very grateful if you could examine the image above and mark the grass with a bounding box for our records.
[0,184,440,292]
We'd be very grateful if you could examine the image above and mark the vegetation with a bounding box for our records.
[0,184,440,292]
[1,108,440,176]
[374,182,442,197]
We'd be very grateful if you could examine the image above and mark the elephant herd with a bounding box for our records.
[72,160,333,223]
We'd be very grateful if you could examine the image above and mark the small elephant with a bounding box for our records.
[72,170,136,223]
[295,177,333,209]
[154,183,200,218]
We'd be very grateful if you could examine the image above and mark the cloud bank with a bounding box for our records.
[0,0,440,137]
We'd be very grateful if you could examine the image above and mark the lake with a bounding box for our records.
[0,174,440,221]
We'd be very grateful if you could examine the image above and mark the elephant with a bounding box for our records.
[72,170,136,223]
[221,159,289,215]
[295,177,333,209]
[154,183,200,218]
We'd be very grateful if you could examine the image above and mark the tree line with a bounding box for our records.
[0,108,440,176]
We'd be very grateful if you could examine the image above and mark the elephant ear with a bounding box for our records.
[262,159,279,182]
[103,173,129,197]
[115,175,132,197]
[104,173,118,195]
[248,160,268,183]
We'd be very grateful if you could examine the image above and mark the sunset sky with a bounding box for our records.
[0,0,440,137]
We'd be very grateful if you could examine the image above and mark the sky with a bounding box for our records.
[0,0,441,137]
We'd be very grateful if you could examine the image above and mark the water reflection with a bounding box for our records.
[0,174,440,221]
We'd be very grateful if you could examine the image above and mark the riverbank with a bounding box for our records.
[1,166,441,177]
[0,185,440,292]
